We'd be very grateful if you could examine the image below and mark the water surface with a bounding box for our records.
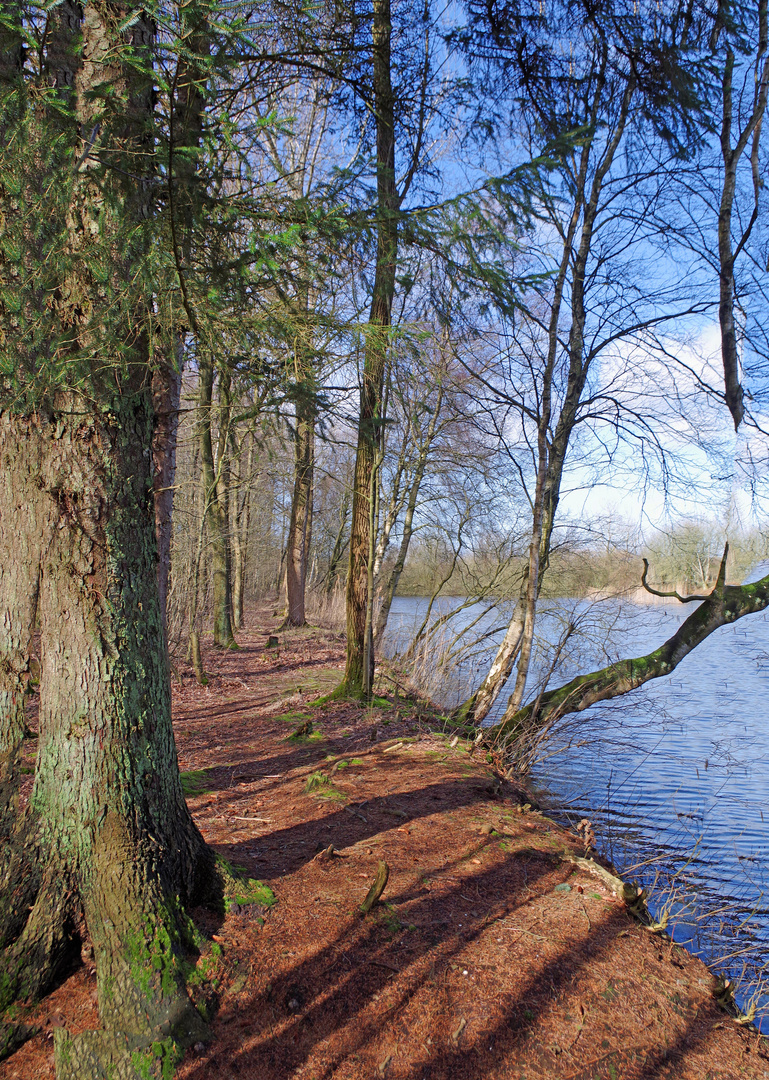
[383,595,769,1026]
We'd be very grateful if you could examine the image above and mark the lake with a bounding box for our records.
[382,593,769,1029]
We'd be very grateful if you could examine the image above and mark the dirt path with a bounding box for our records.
[2,604,767,1079]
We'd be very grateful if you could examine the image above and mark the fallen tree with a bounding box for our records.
[489,545,769,761]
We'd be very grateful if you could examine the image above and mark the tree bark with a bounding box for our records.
[34,396,212,1077]
[284,400,315,626]
[198,359,237,648]
[0,414,47,820]
[152,340,184,649]
[231,421,256,629]
[340,0,399,696]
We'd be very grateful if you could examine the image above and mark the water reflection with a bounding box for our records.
[383,596,769,1028]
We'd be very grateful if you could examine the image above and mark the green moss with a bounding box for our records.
[304,771,347,801]
[350,758,365,766]
[275,711,310,723]
[185,944,223,989]
[121,898,195,1007]
[214,855,276,912]
[287,723,324,744]
[180,769,214,797]
[130,1038,181,1080]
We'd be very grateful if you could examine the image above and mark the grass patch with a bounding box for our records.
[180,768,215,797]
[275,711,310,724]
[289,730,325,743]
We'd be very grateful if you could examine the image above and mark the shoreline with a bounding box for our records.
[2,604,767,1079]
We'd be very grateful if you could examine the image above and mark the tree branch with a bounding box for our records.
[641,542,729,604]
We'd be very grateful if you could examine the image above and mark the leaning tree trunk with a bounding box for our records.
[491,550,769,754]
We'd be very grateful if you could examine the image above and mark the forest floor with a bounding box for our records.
[3,602,769,1080]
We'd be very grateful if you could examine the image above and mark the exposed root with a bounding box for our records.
[0,869,79,1014]
[0,814,228,1077]
[54,878,209,1080]
[54,1028,182,1080]
[0,841,41,952]
[0,1022,36,1064]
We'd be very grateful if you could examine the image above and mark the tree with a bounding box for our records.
[490,547,769,764]
[456,0,711,725]
[484,0,769,763]
[0,6,249,1075]
[340,0,400,696]
[713,0,769,430]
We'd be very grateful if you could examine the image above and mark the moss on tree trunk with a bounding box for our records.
[0,3,226,1074]
[0,398,220,1078]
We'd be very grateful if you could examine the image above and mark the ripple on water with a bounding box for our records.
[384,596,769,1028]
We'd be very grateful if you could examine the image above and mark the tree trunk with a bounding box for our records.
[152,340,184,650]
[715,30,769,430]
[505,437,548,713]
[198,360,237,648]
[460,58,633,726]
[374,381,444,642]
[0,414,47,819]
[325,487,351,595]
[232,422,256,629]
[0,7,232,1073]
[284,403,315,627]
[0,399,216,1078]
[340,0,399,696]
[458,582,527,724]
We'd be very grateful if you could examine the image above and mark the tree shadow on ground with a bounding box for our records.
[213,774,503,880]
[183,851,558,1080]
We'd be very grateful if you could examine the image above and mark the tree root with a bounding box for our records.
[0,1022,36,1064]
[0,869,79,1014]
[0,822,231,1078]
[52,879,209,1080]
[54,1028,183,1080]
